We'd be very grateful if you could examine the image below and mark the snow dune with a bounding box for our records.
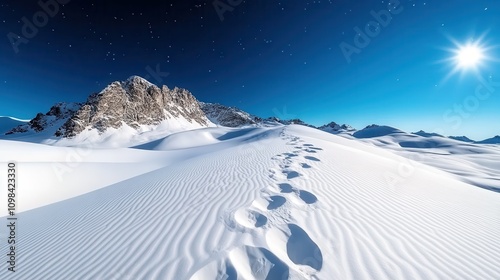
[0,125,499,279]
[348,126,500,192]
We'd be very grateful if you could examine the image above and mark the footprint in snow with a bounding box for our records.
[282,170,300,179]
[234,208,268,228]
[267,195,287,210]
[278,183,294,193]
[192,246,288,280]
[266,224,323,271]
[283,152,299,158]
[300,163,312,169]
[298,190,318,204]
[286,224,323,270]
[230,246,289,279]
[304,156,320,162]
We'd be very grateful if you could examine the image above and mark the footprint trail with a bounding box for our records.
[192,128,325,279]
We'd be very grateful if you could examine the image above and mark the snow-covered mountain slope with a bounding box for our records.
[5,102,80,137]
[347,125,500,192]
[51,118,214,148]
[352,124,404,139]
[1,125,499,279]
[0,116,28,134]
[412,130,444,138]
[477,135,500,144]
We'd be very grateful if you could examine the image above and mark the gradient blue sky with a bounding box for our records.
[1,0,499,140]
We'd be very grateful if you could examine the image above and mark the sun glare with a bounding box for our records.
[441,36,492,82]
[455,43,484,68]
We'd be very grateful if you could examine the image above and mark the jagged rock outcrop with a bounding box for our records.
[199,102,257,127]
[6,102,81,135]
[318,122,355,133]
[56,76,211,137]
[277,119,316,128]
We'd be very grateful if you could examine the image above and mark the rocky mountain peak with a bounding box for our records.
[56,76,210,137]
[318,121,355,133]
[124,75,156,89]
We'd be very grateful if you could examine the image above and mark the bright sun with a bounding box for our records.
[442,36,491,81]
[455,43,485,69]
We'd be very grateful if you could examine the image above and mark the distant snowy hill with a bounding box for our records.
[476,135,500,144]
[412,130,444,138]
[344,126,500,192]
[449,135,475,143]
[352,124,404,139]
[0,116,28,134]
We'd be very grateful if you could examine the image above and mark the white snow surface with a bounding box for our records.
[0,125,499,279]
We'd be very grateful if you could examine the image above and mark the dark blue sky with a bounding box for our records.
[1,0,499,139]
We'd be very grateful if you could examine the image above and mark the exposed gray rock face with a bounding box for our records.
[318,122,355,133]
[199,102,257,127]
[278,119,316,128]
[198,103,319,128]
[6,102,81,135]
[56,76,211,137]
